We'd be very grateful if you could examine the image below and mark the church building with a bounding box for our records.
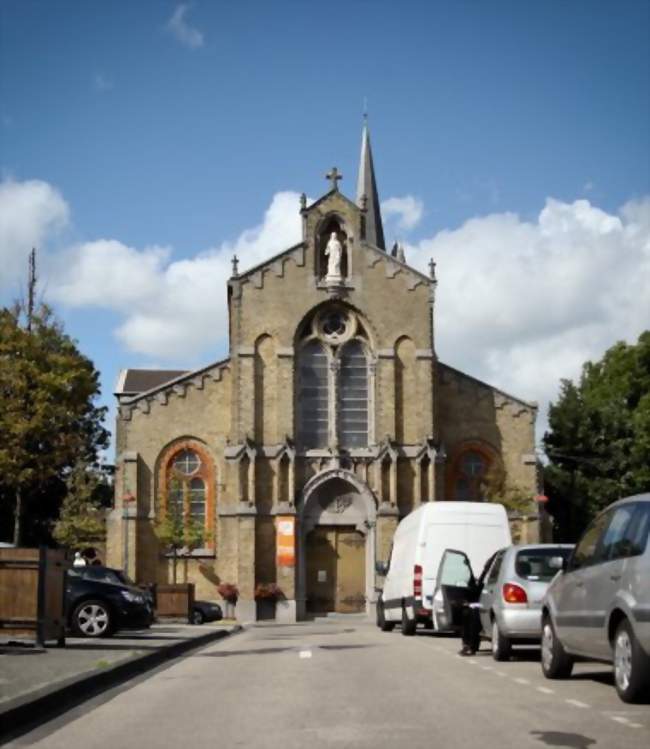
[107,125,540,622]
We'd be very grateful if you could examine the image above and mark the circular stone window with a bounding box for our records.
[315,307,356,343]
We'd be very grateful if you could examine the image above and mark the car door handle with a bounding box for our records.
[610,574,621,581]
[575,581,584,587]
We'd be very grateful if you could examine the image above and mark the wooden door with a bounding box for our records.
[306,528,337,613]
[305,527,366,614]
[335,529,366,613]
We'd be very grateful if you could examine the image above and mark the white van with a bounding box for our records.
[376,502,512,635]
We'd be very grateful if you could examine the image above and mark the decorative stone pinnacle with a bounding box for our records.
[299,192,307,211]
[360,193,368,211]
[232,254,239,277]
[326,167,343,191]
[429,258,437,282]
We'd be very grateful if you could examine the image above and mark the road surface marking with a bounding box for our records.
[565,699,590,708]
[299,650,312,659]
[480,665,494,671]
[611,716,643,728]
[537,686,554,695]
[514,678,530,685]
[495,671,507,677]
[467,659,478,665]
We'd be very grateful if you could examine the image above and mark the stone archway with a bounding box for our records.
[297,469,377,619]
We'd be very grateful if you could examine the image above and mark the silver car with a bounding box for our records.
[541,494,650,703]
[478,544,574,661]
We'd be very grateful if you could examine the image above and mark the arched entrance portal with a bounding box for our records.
[297,470,377,618]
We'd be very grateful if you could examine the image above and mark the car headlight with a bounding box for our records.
[121,590,145,603]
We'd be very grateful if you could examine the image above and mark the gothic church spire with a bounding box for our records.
[356,119,386,250]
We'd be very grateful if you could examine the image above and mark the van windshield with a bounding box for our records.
[515,547,572,582]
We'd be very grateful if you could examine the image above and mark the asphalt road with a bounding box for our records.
[6,618,649,749]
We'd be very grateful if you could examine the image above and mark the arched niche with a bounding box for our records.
[315,214,349,280]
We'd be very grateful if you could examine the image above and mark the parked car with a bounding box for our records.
[540,493,650,703]
[191,600,223,625]
[478,544,574,660]
[376,501,511,635]
[66,565,154,638]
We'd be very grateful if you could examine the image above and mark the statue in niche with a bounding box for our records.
[325,232,343,280]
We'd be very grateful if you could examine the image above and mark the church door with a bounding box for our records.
[305,526,366,614]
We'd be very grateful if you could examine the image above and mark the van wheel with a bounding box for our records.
[401,606,416,636]
[541,615,573,679]
[377,600,395,632]
[613,619,650,703]
[491,619,511,661]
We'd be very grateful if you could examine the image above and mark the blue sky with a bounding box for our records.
[1,0,649,458]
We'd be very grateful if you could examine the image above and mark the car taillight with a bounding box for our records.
[414,564,423,598]
[503,583,528,604]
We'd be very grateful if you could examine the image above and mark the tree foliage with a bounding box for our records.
[0,303,109,545]
[51,463,110,551]
[154,479,204,584]
[543,331,650,540]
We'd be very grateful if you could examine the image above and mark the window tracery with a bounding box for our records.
[297,306,373,449]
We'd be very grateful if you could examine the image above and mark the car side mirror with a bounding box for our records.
[549,556,566,572]
[375,561,389,576]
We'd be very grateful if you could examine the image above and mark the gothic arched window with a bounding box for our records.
[296,306,372,449]
[297,340,329,448]
[447,447,492,501]
[160,443,214,550]
[339,340,368,448]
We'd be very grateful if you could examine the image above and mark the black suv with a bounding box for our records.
[66,566,154,638]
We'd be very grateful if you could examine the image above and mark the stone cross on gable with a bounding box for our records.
[325,167,343,191]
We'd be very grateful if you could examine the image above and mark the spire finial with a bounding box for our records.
[231,254,239,277]
[363,96,368,121]
[325,167,343,191]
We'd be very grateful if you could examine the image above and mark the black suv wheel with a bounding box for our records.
[71,599,114,638]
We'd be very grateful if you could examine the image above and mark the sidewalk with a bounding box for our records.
[0,621,241,740]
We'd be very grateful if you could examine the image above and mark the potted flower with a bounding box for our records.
[254,582,284,621]
[217,582,239,620]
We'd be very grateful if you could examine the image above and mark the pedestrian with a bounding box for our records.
[72,551,86,567]
[458,552,497,656]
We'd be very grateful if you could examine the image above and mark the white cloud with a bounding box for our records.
[0,179,69,290]
[405,196,650,442]
[381,195,424,232]
[167,4,204,49]
[48,191,304,358]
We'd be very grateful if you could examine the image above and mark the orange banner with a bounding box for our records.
[276,515,295,567]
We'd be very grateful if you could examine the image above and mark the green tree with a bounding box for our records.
[0,303,109,545]
[543,332,650,540]
[52,463,110,551]
[154,479,205,584]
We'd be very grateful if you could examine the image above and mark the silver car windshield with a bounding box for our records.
[515,548,572,582]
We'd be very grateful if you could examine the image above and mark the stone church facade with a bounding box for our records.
[106,125,540,622]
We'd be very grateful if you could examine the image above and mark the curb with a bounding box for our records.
[0,625,243,742]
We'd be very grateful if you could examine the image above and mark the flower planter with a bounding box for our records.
[256,598,276,621]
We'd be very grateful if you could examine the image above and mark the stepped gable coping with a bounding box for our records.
[438,361,538,411]
[363,240,431,284]
[234,241,305,281]
[120,357,230,405]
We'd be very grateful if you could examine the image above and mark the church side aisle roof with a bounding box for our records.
[115,369,189,397]
[438,362,538,411]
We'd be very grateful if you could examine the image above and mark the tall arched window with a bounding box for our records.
[339,340,368,448]
[160,444,214,549]
[447,447,492,501]
[296,306,372,449]
[297,340,329,448]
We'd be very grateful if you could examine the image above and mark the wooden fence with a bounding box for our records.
[0,547,69,646]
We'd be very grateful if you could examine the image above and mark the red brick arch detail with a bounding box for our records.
[445,440,499,502]
[157,439,216,548]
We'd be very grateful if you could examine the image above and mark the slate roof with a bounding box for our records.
[116,369,189,396]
